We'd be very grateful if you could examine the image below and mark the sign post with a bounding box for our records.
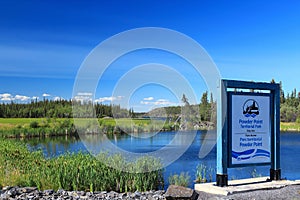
[216,79,281,187]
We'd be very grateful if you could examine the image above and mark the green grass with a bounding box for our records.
[0,118,73,130]
[0,139,164,192]
[195,164,214,183]
[0,118,43,124]
[0,118,76,138]
[168,172,191,187]
[280,122,300,132]
[72,118,175,135]
[0,118,168,129]
[0,117,69,124]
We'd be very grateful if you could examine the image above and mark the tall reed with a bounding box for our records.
[0,140,164,192]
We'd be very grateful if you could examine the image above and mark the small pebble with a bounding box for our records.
[0,186,166,200]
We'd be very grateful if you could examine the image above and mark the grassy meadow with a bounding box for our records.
[0,117,177,138]
[0,118,76,138]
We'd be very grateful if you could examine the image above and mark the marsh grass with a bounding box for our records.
[168,172,191,187]
[195,164,214,183]
[0,140,164,192]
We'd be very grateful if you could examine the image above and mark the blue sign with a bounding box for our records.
[216,80,281,187]
[229,93,271,166]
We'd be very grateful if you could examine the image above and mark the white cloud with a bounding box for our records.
[42,93,51,97]
[15,95,30,101]
[77,92,93,96]
[143,97,154,101]
[140,101,150,105]
[0,93,31,102]
[1,93,68,102]
[0,93,12,98]
[0,93,14,101]
[155,99,171,105]
[54,96,64,101]
[94,96,124,103]
[73,96,92,102]
[140,98,176,106]
[73,92,93,102]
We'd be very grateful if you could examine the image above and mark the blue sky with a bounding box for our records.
[1,1,300,111]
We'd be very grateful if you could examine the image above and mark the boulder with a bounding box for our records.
[164,185,198,200]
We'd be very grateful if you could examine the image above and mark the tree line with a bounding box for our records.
[1,82,300,123]
[280,84,300,122]
[0,99,129,118]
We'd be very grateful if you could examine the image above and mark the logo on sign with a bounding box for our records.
[243,99,259,118]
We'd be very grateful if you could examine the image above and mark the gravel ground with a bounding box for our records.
[0,186,166,200]
[196,185,300,200]
[2,185,300,199]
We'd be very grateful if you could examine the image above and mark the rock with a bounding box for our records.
[1,186,13,191]
[57,189,68,196]
[134,191,142,198]
[119,193,127,198]
[26,194,35,199]
[23,187,37,193]
[164,185,198,200]
[0,186,167,200]
[76,191,85,196]
[0,193,10,199]
[108,190,118,198]
[152,194,161,200]
[44,189,54,195]
[7,187,17,197]
[57,189,65,194]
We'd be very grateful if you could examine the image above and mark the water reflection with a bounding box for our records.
[78,131,197,170]
[17,135,85,157]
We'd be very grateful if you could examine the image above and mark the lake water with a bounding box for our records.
[23,131,300,188]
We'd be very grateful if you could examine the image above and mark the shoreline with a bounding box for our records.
[1,118,300,139]
[2,127,300,139]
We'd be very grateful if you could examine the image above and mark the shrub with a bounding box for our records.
[29,121,39,128]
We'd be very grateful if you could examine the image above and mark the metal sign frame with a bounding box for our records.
[216,79,281,187]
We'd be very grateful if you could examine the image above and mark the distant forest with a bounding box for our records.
[280,87,300,122]
[0,82,299,123]
[0,92,213,122]
[0,99,130,119]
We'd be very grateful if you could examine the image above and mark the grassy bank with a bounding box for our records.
[2,118,299,138]
[0,118,177,138]
[280,122,300,132]
[0,118,77,138]
[0,139,164,192]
